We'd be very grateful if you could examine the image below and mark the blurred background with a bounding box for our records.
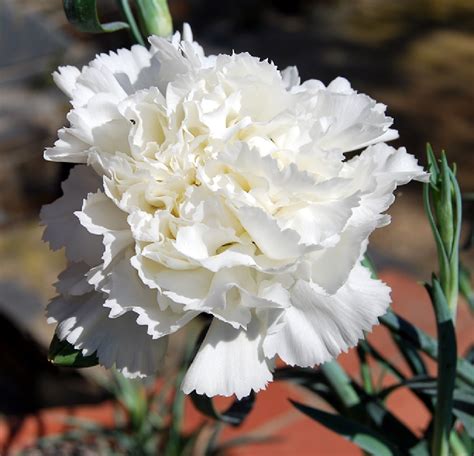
[0,0,473,453]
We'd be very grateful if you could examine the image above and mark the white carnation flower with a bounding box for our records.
[41,24,427,399]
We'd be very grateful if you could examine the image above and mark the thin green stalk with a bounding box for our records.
[449,430,467,456]
[361,340,406,383]
[321,361,360,409]
[205,422,224,455]
[357,342,374,394]
[446,166,462,319]
[429,279,457,456]
[117,0,145,45]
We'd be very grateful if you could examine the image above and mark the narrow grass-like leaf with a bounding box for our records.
[48,334,98,368]
[428,278,457,456]
[377,376,436,400]
[117,0,145,45]
[392,333,427,376]
[321,361,360,409]
[291,400,400,455]
[362,399,421,452]
[63,0,129,33]
[359,340,406,382]
[380,311,474,387]
[275,367,342,412]
[453,409,474,439]
[357,342,374,394]
[190,392,256,427]
[459,263,474,312]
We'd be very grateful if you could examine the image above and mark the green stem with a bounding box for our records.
[449,430,467,456]
[321,361,360,409]
[117,0,145,45]
[429,280,457,456]
[357,342,374,394]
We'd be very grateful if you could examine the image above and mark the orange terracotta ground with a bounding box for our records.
[1,269,473,455]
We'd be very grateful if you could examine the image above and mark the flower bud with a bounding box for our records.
[136,0,173,37]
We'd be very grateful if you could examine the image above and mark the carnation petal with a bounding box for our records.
[48,292,168,378]
[41,166,103,265]
[181,317,273,399]
[263,263,390,366]
[310,223,376,294]
[104,255,198,337]
[53,66,81,99]
[75,190,132,268]
[235,206,306,260]
[44,128,91,163]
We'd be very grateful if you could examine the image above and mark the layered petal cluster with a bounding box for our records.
[42,25,427,398]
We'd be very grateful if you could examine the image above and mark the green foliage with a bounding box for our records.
[291,400,399,456]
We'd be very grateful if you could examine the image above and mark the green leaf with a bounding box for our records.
[190,392,255,427]
[392,333,427,377]
[274,367,342,411]
[321,361,360,409]
[362,400,420,451]
[453,409,474,439]
[459,263,474,312]
[452,389,474,439]
[116,0,145,45]
[377,375,437,400]
[427,278,457,456]
[357,341,374,394]
[291,400,400,455]
[380,311,474,387]
[359,340,406,382]
[48,334,98,368]
[63,0,130,33]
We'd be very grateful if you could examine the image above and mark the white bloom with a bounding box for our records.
[41,24,427,398]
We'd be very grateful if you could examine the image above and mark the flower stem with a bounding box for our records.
[321,361,360,409]
[116,0,145,45]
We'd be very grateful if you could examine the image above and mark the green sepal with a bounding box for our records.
[48,334,99,368]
